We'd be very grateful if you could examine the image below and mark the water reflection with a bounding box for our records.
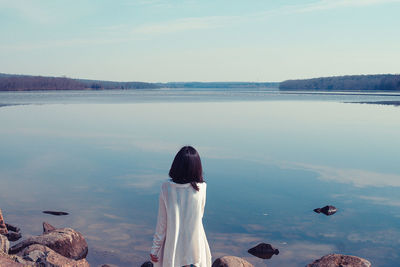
[0,96,399,266]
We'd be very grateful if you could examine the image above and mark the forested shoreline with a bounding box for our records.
[0,73,159,91]
[279,74,400,91]
[2,73,400,91]
[0,73,278,91]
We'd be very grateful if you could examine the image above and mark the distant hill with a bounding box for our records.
[0,73,279,91]
[279,74,400,91]
[159,82,279,89]
[0,73,159,91]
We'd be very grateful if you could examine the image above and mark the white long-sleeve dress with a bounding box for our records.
[151,181,212,267]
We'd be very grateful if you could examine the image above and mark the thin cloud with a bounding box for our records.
[0,36,142,51]
[286,0,400,13]
[131,16,237,35]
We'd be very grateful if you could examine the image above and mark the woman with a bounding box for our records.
[150,146,212,267]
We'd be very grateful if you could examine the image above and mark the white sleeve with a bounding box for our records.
[202,183,207,217]
[150,188,167,256]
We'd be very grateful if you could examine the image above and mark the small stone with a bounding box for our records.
[307,254,371,267]
[42,211,69,216]
[212,256,254,267]
[314,205,337,216]
[5,224,20,233]
[6,232,22,242]
[248,243,279,259]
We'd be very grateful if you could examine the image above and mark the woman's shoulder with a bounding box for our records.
[199,182,207,189]
[164,181,207,191]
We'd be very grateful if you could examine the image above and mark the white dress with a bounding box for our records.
[151,181,212,267]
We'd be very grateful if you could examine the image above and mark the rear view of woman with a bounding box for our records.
[150,146,211,267]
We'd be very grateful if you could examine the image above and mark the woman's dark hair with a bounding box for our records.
[169,146,204,191]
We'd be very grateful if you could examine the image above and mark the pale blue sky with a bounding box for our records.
[0,0,399,82]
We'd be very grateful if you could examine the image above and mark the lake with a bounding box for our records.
[0,89,400,266]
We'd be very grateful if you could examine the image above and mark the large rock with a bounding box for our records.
[0,253,25,267]
[20,244,89,267]
[1,234,10,254]
[307,254,371,267]
[212,256,254,267]
[0,209,9,235]
[0,248,28,267]
[10,222,88,260]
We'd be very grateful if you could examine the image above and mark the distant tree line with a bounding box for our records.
[279,74,400,91]
[0,73,280,91]
[0,74,159,91]
[0,76,86,91]
[159,82,279,89]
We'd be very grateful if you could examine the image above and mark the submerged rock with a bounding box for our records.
[248,243,279,259]
[5,224,20,233]
[42,210,69,216]
[5,232,22,242]
[314,205,337,216]
[9,222,88,260]
[212,256,254,267]
[307,254,371,267]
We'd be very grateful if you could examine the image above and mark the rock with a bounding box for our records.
[43,221,56,234]
[0,253,25,266]
[141,261,153,267]
[23,249,45,262]
[21,244,89,267]
[307,254,371,267]
[1,234,10,254]
[314,205,337,216]
[0,211,21,242]
[43,211,69,216]
[212,256,254,267]
[248,243,279,259]
[0,209,9,235]
[10,222,88,260]
[1,249,29,266]
[5,224,20,233]
[6,232,22,242]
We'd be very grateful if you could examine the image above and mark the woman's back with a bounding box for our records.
[151,146,211,267]
[165,181,208,266]
[152,181,211,267]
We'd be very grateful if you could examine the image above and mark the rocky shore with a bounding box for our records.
[0,209,372,267]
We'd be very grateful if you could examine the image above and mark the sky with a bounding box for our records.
[0,0,399,82]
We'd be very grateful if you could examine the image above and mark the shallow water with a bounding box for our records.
[0,89,399,266]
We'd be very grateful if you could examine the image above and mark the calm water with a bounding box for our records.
[0,89,400,266]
